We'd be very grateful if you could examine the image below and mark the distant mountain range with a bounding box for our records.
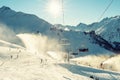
[59,16,120,43]
[0,6,119,55]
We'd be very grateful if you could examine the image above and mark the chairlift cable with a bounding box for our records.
[98,0,114,21]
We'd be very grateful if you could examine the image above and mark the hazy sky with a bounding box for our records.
[0,0,120,26]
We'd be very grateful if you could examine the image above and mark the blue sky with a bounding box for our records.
[0,0,120,26]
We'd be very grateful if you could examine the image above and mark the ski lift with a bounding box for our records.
[78,43,88,52]
[50,27,57,31]
[71,52,78,55]
[78,48,88,52]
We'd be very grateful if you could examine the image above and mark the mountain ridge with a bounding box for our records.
[0,6,52,34]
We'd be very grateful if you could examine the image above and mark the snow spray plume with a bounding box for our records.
[71,54,120,72]
[0,23,23,47]
[101,55,120,71]
[17,33,66,60]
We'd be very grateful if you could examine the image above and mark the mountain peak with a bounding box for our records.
[77,23,87,27]
[0,6,11,10]
[113,15,120,19]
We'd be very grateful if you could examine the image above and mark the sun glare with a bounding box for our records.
[46,0,62,17]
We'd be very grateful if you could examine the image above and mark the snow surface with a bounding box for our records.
[0,38,120,80]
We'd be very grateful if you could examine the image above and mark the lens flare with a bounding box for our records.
[46,0,62,17]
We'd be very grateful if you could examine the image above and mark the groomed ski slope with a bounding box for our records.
[0,46,120,80]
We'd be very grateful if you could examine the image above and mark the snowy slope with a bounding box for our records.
[63,31,113,55]
[0,43,120,80]
[46,29,113,56]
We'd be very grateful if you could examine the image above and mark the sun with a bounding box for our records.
[46,0,62,17]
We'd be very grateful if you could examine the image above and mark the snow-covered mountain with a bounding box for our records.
[75,23,88,31]
[76,16,120,43]
[96,16,120,42]
[56,16,120,44]
[0,6,52,34]
[1,6,120,79]
[62,16,120,53]
[0,6,119,55]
